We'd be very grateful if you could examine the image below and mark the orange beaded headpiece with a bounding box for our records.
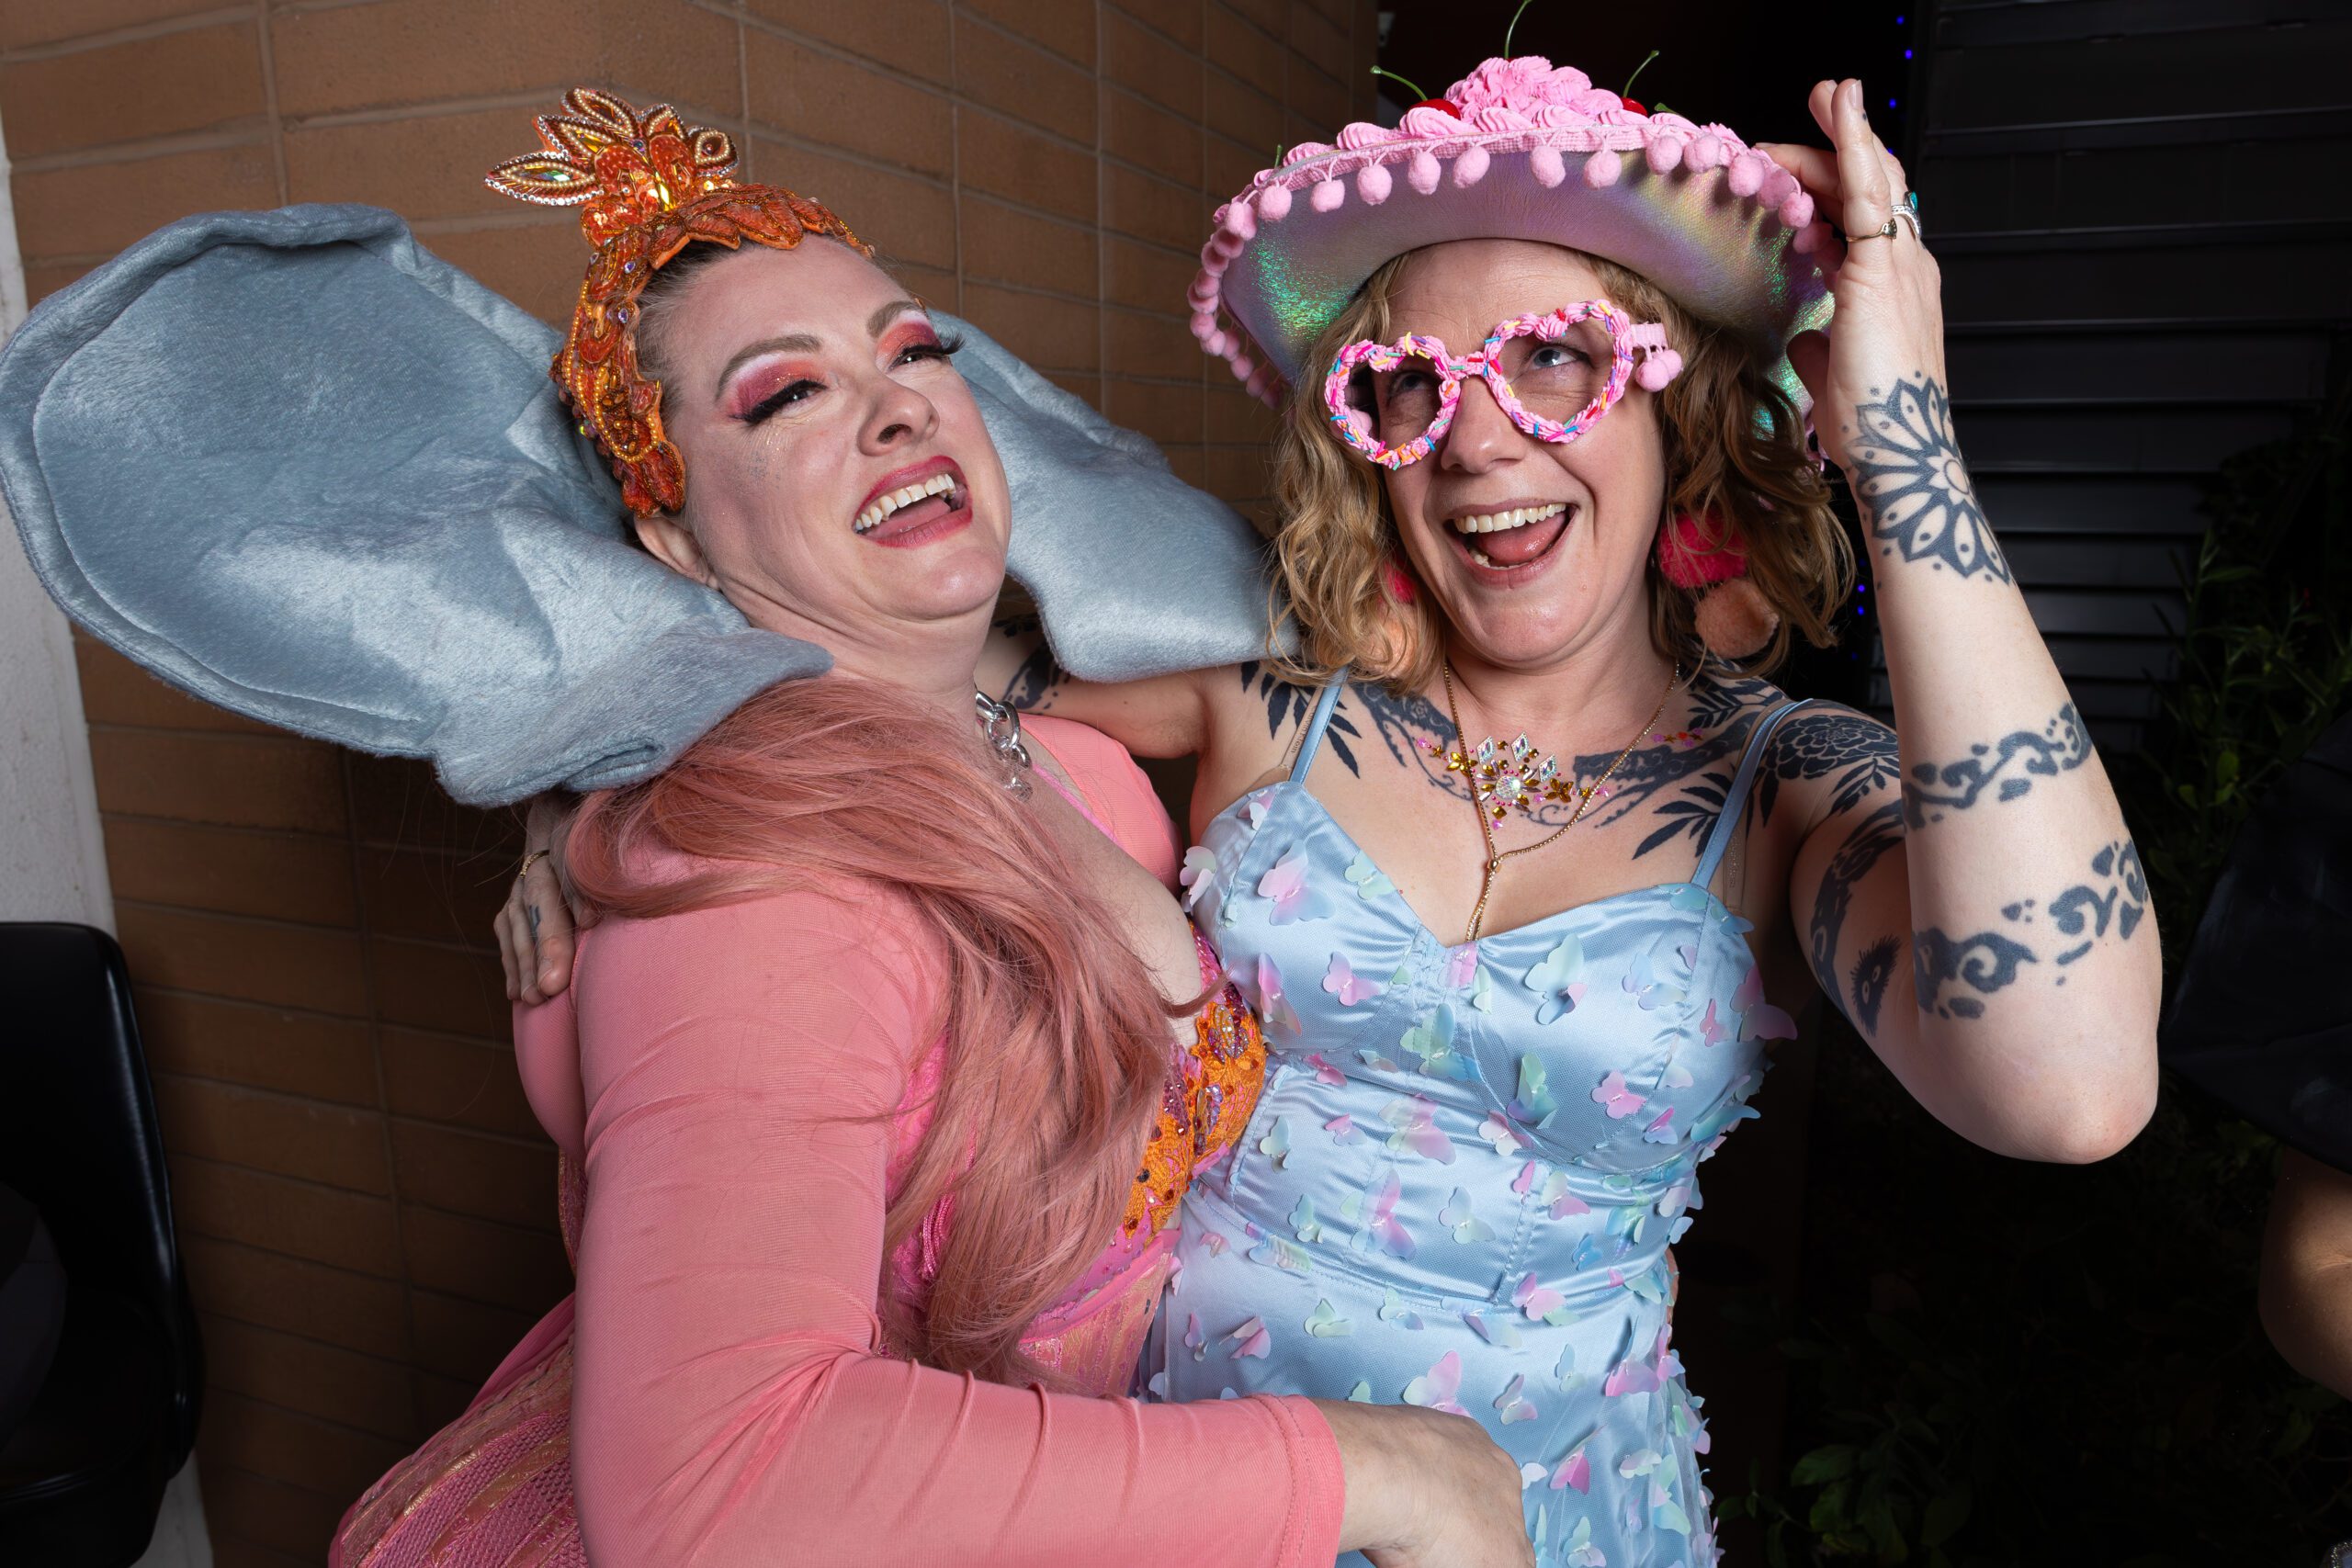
[487,88,868,516]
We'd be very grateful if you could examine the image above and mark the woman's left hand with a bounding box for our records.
[1760,77,1944,471]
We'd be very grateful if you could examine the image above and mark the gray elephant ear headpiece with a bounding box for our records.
[0,91,1285,807]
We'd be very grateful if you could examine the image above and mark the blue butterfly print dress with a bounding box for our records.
[1144,672,1813,1568]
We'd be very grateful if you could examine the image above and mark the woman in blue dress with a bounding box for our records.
[506,59,2163,1568]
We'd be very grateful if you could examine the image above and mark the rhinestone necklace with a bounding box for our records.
[1440,659,1679,943]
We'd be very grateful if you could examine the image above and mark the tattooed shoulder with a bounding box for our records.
[1914,836,2148,1020]
[1759,704,1901,826]
[1237,660,1366,776]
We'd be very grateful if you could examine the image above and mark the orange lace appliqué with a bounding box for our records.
[485,87,868,517]
[1121,977,1266,1239]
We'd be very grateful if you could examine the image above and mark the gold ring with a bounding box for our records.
[1842,215,1902,243]
[516,848,551,884]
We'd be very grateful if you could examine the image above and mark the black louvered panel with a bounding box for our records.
[1898,0,2352,754]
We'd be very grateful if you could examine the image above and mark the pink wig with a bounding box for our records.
[566,677,1172,1383]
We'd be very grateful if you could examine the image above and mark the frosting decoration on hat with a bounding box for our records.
[1190,55,1834,412]
[487,88,868,516]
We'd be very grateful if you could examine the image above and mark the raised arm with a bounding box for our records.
[1770,80,2159,1162]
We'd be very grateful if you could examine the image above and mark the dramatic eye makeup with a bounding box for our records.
[729,360,826,426]
[722,303,958,426]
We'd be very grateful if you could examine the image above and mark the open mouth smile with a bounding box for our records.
[1446,502,1576,573]
[852,457,973,547]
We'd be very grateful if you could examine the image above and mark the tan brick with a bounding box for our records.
[1205,67,1283,160]
[169,1155,401,1277]
[956,110,1095,226]
[346,754,521,858]
[0,23,263,161]
[1106,305,1202,381]
[116,904,370,1016]
[135,987,380,1108]
[282,106,534,222]
[1300,0,1358,31]
[748,28,953,178]
[1166,445,1206,486]
[961,196,1095,299]
[1288,0,1348,74]
[73,638,273,735]
[1105,235,1199,314]
[380,1029,541,1142]
[749,135,956,271]
[1204,3,1285,99]
[1109,0,1203,51]
[1104,85,1201,188]
[270,0,737,121]
[1044,371,1101,409]
[415,220,580,329]
[1105,377,1203,450]
[199,1461,350,1562]
[412,1288,544,1383]
[1287,49,1353,132]
[10,141,279,262]
[199,1314,414,1440]
[153,1074,391,1195]
[744,0,951,85]
[1222,0,1289,41]
[23,260,87,306]
[1206,382,1280,445]
[183,1233,408,1358]
[958,0,1093,63]
[411,1368,481,1433]
[960,282,1099,373]
[1204,130,1267,207]
[0,0,224,51]
[370,937,509,1042]
[196,1391,409,1507]
[1204,442,1272,502]
[401,1204,571,1315]
[1104,8,1200,118]
[391,1121,558,1230]
[956,18,1092,145]
[355,843,507,947]
[104,818,359,928]
[91,728,346,835]
[1103,162,1197,253]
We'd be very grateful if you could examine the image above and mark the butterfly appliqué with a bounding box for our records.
[1257,846,1334,924]
[1321,953,1384,1006]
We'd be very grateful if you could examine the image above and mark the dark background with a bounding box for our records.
[1376,1,2352,1561]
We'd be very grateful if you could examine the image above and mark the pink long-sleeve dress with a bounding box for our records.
[333,716,1345,1567]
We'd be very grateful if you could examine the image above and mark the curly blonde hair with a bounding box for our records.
[1268,246,1852,689]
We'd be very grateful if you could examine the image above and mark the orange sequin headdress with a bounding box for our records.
[487,88,867,516]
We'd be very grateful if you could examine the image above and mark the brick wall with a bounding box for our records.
[0,3,1374,1561]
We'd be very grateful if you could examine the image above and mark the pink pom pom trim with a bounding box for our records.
[1656,511,1749,589]
[1310,177,1345,212]
[1408,149,1442,194]
[1725,152,1764,197]
[1452,146,1491,187]
[1530,145,1566,186]
[1358,162,1393,204]
[1581,147,1623,187]
[1257,183,1292,220]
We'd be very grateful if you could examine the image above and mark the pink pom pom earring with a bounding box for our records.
[1656,510,1778,660]
[1383,555,1419,605]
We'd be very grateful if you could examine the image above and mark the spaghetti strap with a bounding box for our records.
[1693,697,1815,889]
[1289,668,1351,784]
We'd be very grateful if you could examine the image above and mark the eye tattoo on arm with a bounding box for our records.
[1902,705,2091,828]
[1846,376,2009,583]
[1913,837,2147,1020]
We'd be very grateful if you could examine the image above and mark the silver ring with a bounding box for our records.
[1893,204,1923,241]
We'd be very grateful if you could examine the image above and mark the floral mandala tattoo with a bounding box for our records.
[1849,377,2009,583]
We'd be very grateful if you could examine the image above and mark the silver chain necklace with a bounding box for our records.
[972,688,1034,799]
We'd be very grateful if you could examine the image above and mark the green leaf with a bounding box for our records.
[1792,1443,1860,1485]
[1921,1483,1972,1547]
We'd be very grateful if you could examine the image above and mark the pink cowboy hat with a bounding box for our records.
[1189,54,1836,412]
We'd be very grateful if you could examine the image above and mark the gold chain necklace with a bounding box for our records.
[1441,659,1679,943]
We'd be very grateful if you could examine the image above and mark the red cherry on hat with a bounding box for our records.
[1620,96,1645,114]
[1410,97,1461,118]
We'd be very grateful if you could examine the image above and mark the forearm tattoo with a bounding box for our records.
[1295,669,1770,858]
[1804,800,1905,1034]
[990,611,1065,710]
[1914,837,2147,1019]
[1847,376,2009,583]
[1902,705,2092,828]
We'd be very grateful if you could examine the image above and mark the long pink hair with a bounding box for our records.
[565,676,1172,1383]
